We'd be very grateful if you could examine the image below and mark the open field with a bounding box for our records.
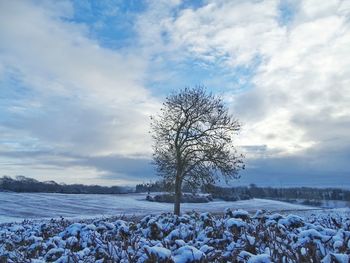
[1,193,349,262]
[0,192,332,223]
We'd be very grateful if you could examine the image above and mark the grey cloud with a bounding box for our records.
[238,144,350,188]
[0,0,159,158]
[0,149,156,183]
[2,97,123,154]
[1,0,350,186]
[73,155,156,181]
[230,89,269,123]
[291,112,350,142]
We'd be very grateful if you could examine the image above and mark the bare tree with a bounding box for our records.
[151,87,244,215]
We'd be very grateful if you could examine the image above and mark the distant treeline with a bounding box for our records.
[136,182,350,202]
[135,180,194,194]
[2,176,350,201]
[0,176,132,194]
[246,184,350,201]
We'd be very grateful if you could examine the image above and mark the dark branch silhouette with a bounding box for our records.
[151,86,244,215]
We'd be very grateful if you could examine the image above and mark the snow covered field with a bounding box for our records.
[0,192,324,223]
[1,192,349,262]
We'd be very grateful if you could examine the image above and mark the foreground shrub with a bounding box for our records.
[0,209,349,262]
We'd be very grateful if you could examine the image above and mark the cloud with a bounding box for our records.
[76,154,156,183]
[133,0,350,186]
[0,148,156,185]
[140,0,350,152]
[0,0,160,158]
[0,0,349,186]
[0,0,161,183]
[237,141,350,188]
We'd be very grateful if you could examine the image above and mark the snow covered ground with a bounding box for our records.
[0,208,349,262]
[1,192,349,262]
[0,192,326,223]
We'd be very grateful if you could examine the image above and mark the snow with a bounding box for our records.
[45,248,64,261]
[61,223,83,236]
[144,245,171,260]
[173,245,205,263]
[247,254,271,263]
[226,218,247,228]
[0,192,323,223]
[232,209,250,218]
[298,229,325,240]
[1,208,349,262]
[322,253,349,263]
[239,251,271,263]
[278,214,304,227]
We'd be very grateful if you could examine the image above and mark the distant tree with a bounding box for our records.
[151,87,244,215]
[0,175,132,194]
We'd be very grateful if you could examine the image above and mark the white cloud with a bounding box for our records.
[1,0,349,184]
[0,0,163,183]
[139,0,350,159]
[157,0,285,66]
[0,0,160,158]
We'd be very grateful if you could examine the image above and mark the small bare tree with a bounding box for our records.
[151,87,244,215]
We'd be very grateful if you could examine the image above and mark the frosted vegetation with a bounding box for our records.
[1,209,349,262]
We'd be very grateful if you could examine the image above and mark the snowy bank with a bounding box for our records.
[1,208,349,262]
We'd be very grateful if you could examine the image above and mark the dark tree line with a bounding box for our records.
[135,180,195,194]
[0,176,132,194]
[3,175,349,202]
[247,184,350,201]
[136,181,350,202]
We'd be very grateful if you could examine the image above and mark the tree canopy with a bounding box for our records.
[151,86,244,214]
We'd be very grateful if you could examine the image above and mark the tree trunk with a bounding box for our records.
[174,175,182,215]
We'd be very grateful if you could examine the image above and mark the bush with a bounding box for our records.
[1,209,349,262]
[146,193,212,203]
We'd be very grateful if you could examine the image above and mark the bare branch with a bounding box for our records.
[150,86,244,215]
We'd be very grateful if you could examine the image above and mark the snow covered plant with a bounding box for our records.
[0,209,349,262]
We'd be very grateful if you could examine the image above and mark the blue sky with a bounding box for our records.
[0,0,349,187]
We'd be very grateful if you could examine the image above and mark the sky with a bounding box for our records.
[0,0,349,188]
